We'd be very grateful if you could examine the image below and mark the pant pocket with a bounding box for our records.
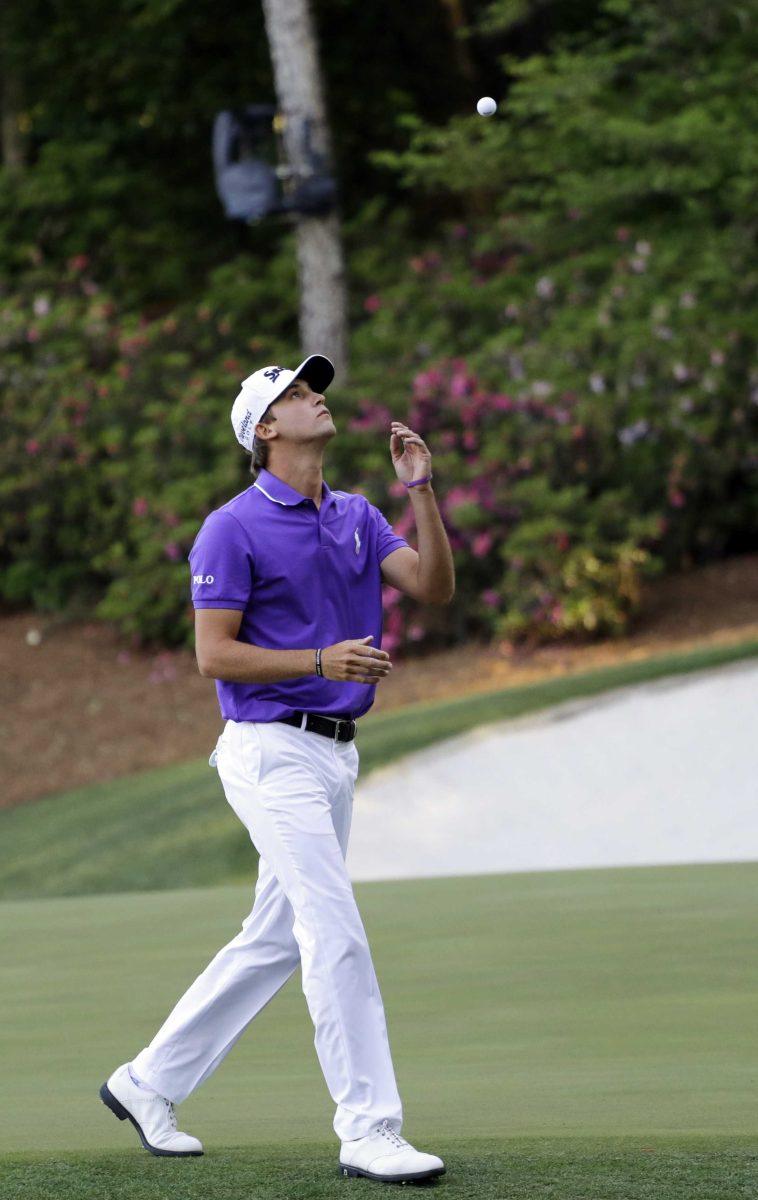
[239,721,265,788]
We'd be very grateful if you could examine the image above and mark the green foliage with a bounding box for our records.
[0,0,473,306]
[0,246,299,643]
[1,0,756,651]
[356,0,758,641]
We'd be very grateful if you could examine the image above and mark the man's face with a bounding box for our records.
[256,377,335,445]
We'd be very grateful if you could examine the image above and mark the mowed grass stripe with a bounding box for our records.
[1,864,757,1162]
[1,636,757,900]
[2,1136,757,1200]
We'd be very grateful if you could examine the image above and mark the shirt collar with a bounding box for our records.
[253,467,332,508]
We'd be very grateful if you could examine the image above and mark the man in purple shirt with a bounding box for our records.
[100,354,455,1183]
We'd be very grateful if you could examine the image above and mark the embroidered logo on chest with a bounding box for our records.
[354,527,361,555]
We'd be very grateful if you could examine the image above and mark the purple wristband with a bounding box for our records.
[403,474,433,489]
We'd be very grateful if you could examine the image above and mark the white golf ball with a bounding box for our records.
[476,96,497,117]
[26,628,42,646]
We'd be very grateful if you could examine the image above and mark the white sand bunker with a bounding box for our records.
[346,658,758,882]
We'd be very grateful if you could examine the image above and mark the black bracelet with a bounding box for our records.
[315,647,323,677]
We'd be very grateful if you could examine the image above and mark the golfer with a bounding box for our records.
[100,354,455,1183]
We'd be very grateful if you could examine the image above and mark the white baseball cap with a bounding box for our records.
[231,354,335,452]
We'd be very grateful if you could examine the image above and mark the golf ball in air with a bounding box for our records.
[476,96,497,117]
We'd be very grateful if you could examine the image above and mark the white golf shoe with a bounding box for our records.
[99,1062,203,1157]
[339,1118,445,1183]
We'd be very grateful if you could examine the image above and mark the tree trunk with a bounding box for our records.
[260,0,349,381]
[439,0,476,81]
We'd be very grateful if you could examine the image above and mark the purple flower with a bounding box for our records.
[618,419,650,446]
[536,276,555,299]
[532,380,553,399]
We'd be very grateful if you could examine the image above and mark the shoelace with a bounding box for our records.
[163,1098,178,1130]
[377,1119,409,1150]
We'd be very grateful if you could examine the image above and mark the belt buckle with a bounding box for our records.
[331,717,353,743]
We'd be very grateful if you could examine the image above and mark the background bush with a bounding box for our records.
[1,0,756,655]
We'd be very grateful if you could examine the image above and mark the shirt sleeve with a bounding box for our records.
[369,502,410,565]
[188,510,253,610]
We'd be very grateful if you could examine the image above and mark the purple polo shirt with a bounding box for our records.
[188,467,409,723]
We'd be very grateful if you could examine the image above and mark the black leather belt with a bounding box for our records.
[277,711,357,743]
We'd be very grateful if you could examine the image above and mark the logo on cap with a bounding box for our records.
[263,366,286,384]
[238,410,254,442]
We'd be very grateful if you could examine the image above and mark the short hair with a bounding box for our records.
[248,402,277,479]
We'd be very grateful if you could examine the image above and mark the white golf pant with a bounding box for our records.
[130,717,403,1143]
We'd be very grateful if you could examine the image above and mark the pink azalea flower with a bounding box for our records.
[394,511,415,536]
[363,294,382,313]
[463,430,478,451]
[132,497,149,517]
[25,438,40,455]
[413,367,444,398]
[451,370,470,398]
[381,585,398,607]
[481,588,500,608]
[163,542,181,561]
[446,484,478,508]
[472,531,493,558]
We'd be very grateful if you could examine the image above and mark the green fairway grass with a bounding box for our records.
[2,863,757,1179]
[1,636,757,901]
[2,1136,756,1200]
